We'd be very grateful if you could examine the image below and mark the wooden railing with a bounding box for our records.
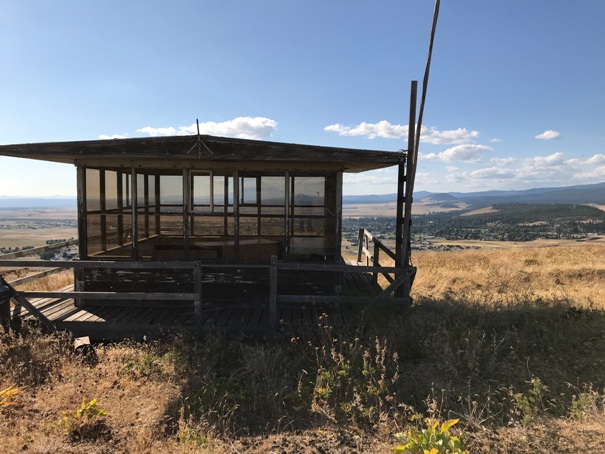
[357,228,397,285]
[1,252,415,331]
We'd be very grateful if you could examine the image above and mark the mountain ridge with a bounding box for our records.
[343,182,605,207]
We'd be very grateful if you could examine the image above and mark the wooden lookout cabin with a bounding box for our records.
[0,114,420,339]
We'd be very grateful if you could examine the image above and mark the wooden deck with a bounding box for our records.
[11,270,383,340]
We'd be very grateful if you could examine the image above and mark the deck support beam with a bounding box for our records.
[193,262,202,325]
[270,255,277,329]
[131,167,139,259]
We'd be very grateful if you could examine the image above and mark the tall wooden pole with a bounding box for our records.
[396,81,417,270]
[402,82,418,269]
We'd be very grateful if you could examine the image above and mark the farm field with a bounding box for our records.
[343,200,468,217]
[2,241,605,452]
[429,236,605,249]
[0,208,77,249]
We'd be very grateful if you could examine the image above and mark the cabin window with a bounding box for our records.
[84,168,133,258]
[192,174,211,213]
[81,167,340,262]
[289,176,334,258]
[240,177,258,205]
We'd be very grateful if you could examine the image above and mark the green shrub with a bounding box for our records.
[393,418,468,454]
[57,399,111,441]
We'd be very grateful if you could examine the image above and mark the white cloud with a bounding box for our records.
[489,138,502,143]
[323,121,479,145]
[137,126,178,137]
[443,152,584,190]
[576,165,605,180]
[343,173,398,186]
[424,148,605,192]
[470,167,516,179]
[522,152,565,167]
[137,116,277,140]
[564,158,582,165]
[99,134,128,139]
[415,171,440,185]
[535,130,560,140]
[324,120,407,139]
[586,154,605,165]
[421,127,480,145]
[421,144,492,163]
[514,152,572,183]
[490,157,517,166]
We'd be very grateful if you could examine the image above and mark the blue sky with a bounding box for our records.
[1,0,604,197]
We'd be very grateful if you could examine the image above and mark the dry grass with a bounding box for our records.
[2,244,605,452]
[14,269,74,292]
[412,243,605,307]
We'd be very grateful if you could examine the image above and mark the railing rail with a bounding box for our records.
[0,239,78,260]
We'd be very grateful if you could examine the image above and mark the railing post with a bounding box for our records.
[357,228,364,263]
[194,262,202,326]
[270,255,277,329]
[372,239,381,285]
[74,266,84,308]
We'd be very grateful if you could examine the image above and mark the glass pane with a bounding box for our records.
[122,173,131,208]
[240,217,258,236]
[240,206,257,215]
[148,215,157,237]
[159,214,183,236]
[261,206,285,216]
[292,206,324,217]
[213,175,233,206]
[86,169,101,211]
[241,177,257,205]
[192,216,225,236]
[261,176,285,205]
[106,214,119,249]
[160,175,183,205]
[213,175,225,205]
[137,173,146,206]
[193,174,211,205]
[291,218,325,236]
[148,175,156,207]
[86,214,102,255]
[105,170,118,210]
[293,177,325,206]
[261,217,285,236]
[121,214,132,244]
[138,213,151,239]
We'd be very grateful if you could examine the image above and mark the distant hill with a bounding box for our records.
[0,197,76,209]
[342,194,397,204]
[421,193,458,204]
[343,182,605,208]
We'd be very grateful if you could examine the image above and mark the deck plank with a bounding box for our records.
[150,308,173,325]
[48,301,82,322]
[216,307,235,327]
[61,308,93,323]
[38,299,71,318]
[110,306,141,324]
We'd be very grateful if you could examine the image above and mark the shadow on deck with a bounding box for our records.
[11,269,385,341]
